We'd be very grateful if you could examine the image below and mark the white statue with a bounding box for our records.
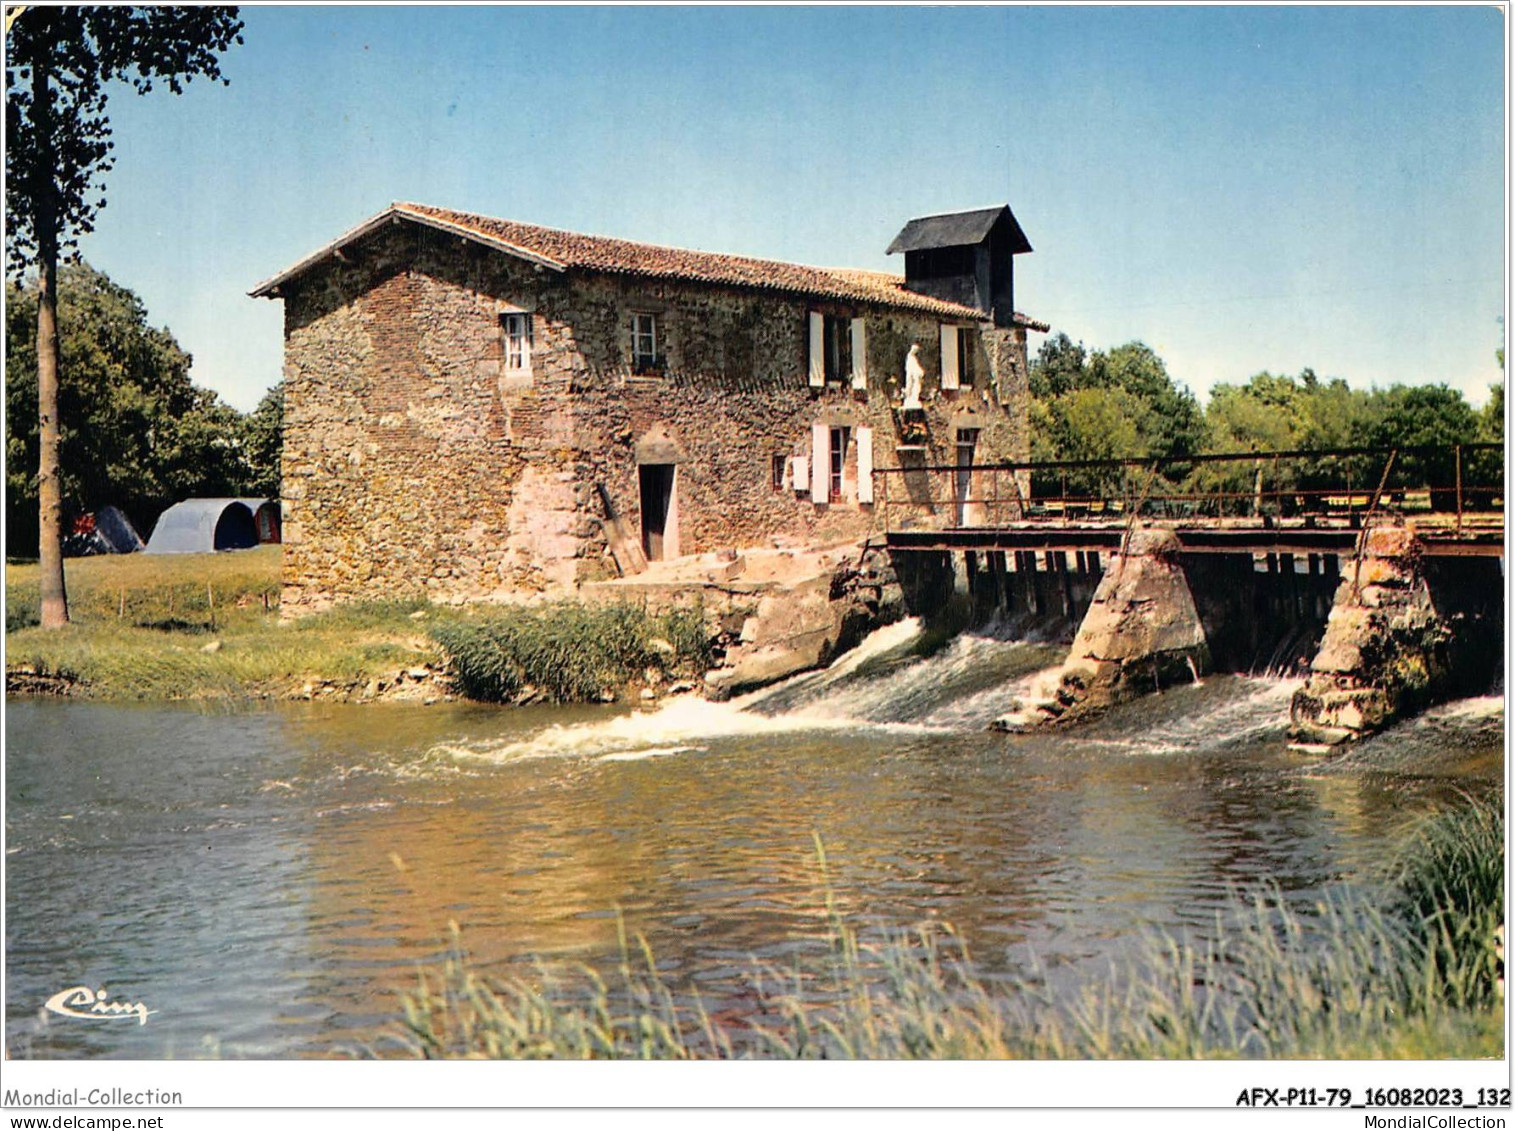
[902,343,924,410]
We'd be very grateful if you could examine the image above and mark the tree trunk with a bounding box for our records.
[33,57,68,626]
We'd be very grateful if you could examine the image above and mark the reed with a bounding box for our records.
[1390,794,1505,1010]
[393,808,1504,1060]
[430,600,711,704]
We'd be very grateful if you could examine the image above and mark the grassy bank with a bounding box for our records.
[393,804,1504,1060]
[6,550,712,703]
[5,548,444,701]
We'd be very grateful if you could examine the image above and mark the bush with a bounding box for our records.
[431,600,712,704]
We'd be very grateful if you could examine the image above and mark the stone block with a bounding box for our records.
[1356,557,1413,588]
[1311,636,1363,675]
[1364,526,1416,557]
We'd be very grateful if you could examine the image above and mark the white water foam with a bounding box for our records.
[434,616,1328,767]
[1307,692,1505,775]
[1418,694,1506,724]
[444,691,945,766]
[1076,676,1304,758]
[947,664,1068,732]
[732,617,929,711]
[747,618,1063,727]
[436,618,1065,765]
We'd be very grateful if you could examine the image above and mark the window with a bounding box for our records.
[631,312,661,375]
[910,245,977,280]
[502,313,532,372]
[771,454,788,491]
[955,427,980,525]
[823,316,850,384]
[808,312,854,386]
[829,426,850,503]
[940,324,978,389]
[957,327,977,387]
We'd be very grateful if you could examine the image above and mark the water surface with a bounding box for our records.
[5,622,1502,1057]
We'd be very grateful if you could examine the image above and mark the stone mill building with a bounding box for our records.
[251,201,1047,612]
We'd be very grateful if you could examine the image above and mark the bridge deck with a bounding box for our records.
[884,516,1505,558]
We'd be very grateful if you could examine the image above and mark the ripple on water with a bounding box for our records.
[2,640,1502,1058]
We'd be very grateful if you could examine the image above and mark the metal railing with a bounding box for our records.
[874,443,1505,535]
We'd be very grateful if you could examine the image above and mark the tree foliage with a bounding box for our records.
[1029,336,1500,513]
[5,6,244,268]
[6,5,243,622]
[1028,333,1204,496]
[5,263,274,555]
[241,381,285,498]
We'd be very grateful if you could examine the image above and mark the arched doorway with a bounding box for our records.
[635,426,683,562]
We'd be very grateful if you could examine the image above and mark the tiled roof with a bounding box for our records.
[401,203,996,317]
[252,202,1046,328]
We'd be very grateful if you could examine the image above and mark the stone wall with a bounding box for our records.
[998,527,1209,729]
[279,221,1033,612]
[1288,526,1502,745]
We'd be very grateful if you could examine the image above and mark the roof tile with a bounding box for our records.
[398,202,990,318]
[254,202,1047,329]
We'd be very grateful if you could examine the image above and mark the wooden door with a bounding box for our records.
[640,464,675,561]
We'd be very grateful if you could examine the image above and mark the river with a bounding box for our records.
[4,619,1503,1058]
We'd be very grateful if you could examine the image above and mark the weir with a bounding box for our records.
[880,444,1504,741]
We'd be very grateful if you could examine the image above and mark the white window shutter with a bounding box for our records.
[791,455,808,491]
[850,318,867,390]
[811,423,829,503]
[940,324,960,390]
[856,427,874,503]
[808,312,825,387]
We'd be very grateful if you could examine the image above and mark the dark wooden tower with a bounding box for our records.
[887,205,1032,329]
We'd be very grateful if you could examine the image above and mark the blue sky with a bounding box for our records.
[57,4,1506,412]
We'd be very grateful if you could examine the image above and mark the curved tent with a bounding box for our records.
[95,505,146,553]
[63,505,146,556]
[235,498,282,544]
[145,499,261,554]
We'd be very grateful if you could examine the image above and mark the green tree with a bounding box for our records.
[240,381,284,498]
[5,262,253,555]
[1028,332,1087,399]
[1362,384,1482,506]
[1199,370,1377,508]
[1090,342,1205,460]
[1478,381,1503,444]
[1205,373,1299,454]
[1467,381,1505,508]
[6,5,242,624]
[1028,335,1203,499]
[1031,336,1203,459]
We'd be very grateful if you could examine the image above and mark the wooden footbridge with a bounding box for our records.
[870,443,1503,744]
[876,443,1505,559]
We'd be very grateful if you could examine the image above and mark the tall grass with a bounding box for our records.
[5,548,442,700]
[1391,795,1505,1010]
[430,601,711,703]
[393,808,1504,1060]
